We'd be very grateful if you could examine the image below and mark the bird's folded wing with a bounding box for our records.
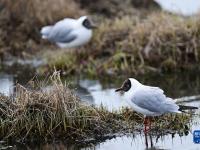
[132,87,178,113]
[48,26,77,43]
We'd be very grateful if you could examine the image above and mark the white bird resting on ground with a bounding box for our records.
[40,16,97,48]
[115,78,198,132]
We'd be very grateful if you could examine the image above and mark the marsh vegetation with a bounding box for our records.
[0,0,200,149]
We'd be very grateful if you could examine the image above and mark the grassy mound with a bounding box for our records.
[46,13,200,76]
[0,72,192,142]
[0,72,137,142]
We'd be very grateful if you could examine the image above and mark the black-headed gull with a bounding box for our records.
[115,78,198,132]
[40,16,97,48]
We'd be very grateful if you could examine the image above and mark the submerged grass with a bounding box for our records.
[0,72,194,142]
[45,13,200,76]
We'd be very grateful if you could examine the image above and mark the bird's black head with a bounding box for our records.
[82,18,97,29]
[115,79,131,92]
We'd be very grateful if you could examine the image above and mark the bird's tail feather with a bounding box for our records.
[178,105,198,111]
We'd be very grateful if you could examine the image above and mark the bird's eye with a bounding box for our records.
[123,79,131,92]
[83,19,91,29]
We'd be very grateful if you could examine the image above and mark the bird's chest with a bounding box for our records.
[126,97,156,116]
[74,28,92,43]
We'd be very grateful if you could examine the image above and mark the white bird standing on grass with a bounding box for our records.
[40,16,97,48]
[115,78,198,133]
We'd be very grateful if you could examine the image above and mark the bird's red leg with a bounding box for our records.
[144,131,148,148]
[148,117,151,130]
[143,117,148,133]
[144,117,152,133]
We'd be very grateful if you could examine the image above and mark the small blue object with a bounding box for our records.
[193,130,200,144]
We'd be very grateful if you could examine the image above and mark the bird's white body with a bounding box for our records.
[123,78,180,116]
[41,16,93,48]
[126,98,159,116]
[57,28,92,48]
[116,78,197,131]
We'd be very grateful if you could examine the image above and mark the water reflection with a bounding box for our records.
[0,74,13,96]
[94,131,198,150]
[76,79,128,111]
[0,64,37,96]
[10,127,199,150]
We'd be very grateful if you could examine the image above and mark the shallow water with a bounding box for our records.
[0,70,200,150]
[0,73,13,96]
